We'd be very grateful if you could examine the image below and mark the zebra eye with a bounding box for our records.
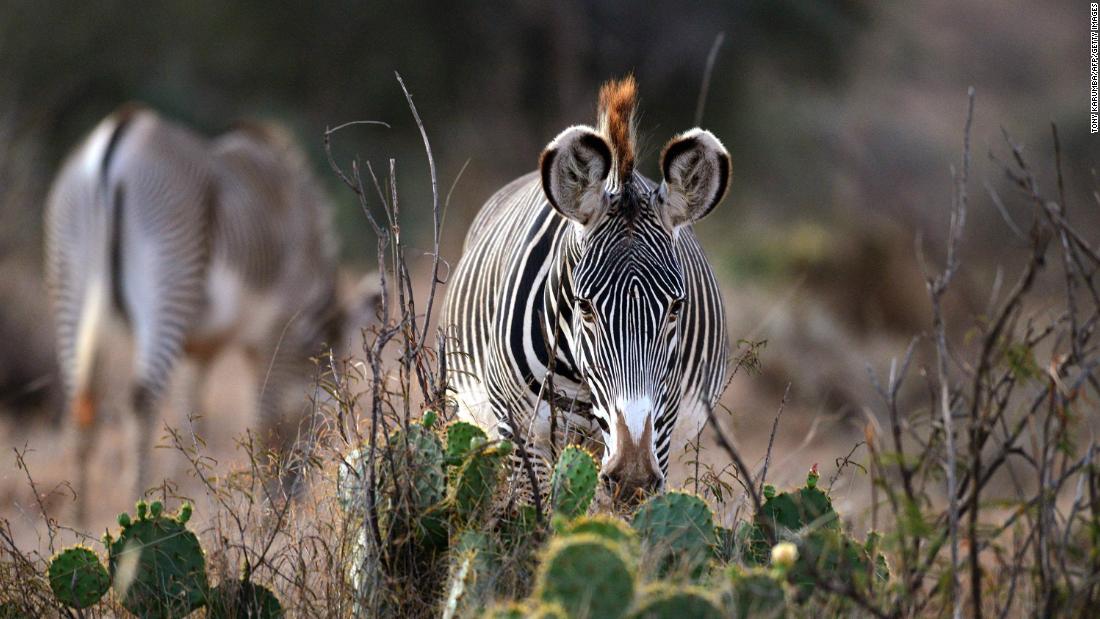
[576,299,596,322]
[668,298,685,322]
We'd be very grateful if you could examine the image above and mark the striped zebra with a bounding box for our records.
[443,76,731,502]
[45,105,376,521]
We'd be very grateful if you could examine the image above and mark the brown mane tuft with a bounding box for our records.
[597,75,638,181]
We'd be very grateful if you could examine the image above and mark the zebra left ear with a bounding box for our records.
[540,126,612,226]
[659,128,731,228]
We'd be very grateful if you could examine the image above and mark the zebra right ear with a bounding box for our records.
[539,126,612,226]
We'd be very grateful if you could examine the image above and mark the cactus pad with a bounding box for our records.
[550,446,598,519]
[724,566,787,618]
[631,491,716,577]
[106,501,207,618]
[629,583,723,619]
[451,441,512,523]
[207,580,284,618]
[482,601,566,619]
[388,422,447,513]
[445,421,488,465]
[561,515,637,552]
[47,546,109,609]
[536,534,635,619]
[745,480,839,565]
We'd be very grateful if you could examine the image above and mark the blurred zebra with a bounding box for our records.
[44,105,376,521]
[443,76,731,503]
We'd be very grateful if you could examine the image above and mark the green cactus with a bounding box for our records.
[787,528,885,602]
[47,546,109,609]
[745,470,839,566]
[207,580,284,618]
[481,601,566,619]
[451,440,512,524]
[388,422,447,514]
[443,532,498,619]
[535,533,635,619]
[337,422,446,520]
[445,421,488,466]
[560,515,637,553]
[629,583,723,619]
[631,491,716,578]
[724,566,787,619]
[498,504,542,551]
[712,525,738,563]
[105,501,207,619]
[550,446,598,519]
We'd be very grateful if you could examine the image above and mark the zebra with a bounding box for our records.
[443,76,731,503]
[45,105,377,521]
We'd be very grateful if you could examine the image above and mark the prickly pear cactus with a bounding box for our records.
[629,583,724,619]
[559,515,637,553]
[445,421,488,466]
[549,446,598,519]
[207,580,284,618]
[451,440,512,524]
[105,500,207,619]
[745,467,838,565]
[788,527,883,602]
[337,421,446,519]
[482,601,566,619]
[47,546,109,609]
[723,566,787,619]
[388,422,447,513]
[535,533,635,619]
[442,531,498,619]
[630,491,716,578]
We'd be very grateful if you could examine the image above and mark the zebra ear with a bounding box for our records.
[659,128,731,228]
[539,126,612,226]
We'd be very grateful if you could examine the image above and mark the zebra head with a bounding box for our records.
[539,77,731,501]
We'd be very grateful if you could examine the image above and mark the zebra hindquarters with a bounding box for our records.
[111,128,212,500]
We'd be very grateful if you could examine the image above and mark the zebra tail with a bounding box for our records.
[69,111,134,428]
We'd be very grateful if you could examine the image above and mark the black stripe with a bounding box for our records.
[103,114,135,322]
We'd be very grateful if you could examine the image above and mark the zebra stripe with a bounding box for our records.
[444,77,732,503]
[45,107,348,519]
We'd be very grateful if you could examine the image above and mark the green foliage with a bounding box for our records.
[47,546,109,609]
[536,534,635,619]
[549,445,599,520]
[744,469,839,565]
[740,470,889,605]
[445,421,488,466]
[629,583,723,619]
[451,440,512,524]
[388,422,448,515]
[207,580,284,618]
[724,566,787,619]
[559,515,637,553]
[788,528,884,602]
[631,491,716,578]
[104,501,208,619]
[481,601,567,619]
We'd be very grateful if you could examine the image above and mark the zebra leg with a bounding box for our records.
[172,358,210,443]
[72,395,99,524]
[131,382,160,500]
[253,337,316,498]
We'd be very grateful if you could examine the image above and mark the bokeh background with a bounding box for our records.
[1,0,1095,540]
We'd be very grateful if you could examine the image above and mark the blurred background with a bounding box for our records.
[0,0,1094,535]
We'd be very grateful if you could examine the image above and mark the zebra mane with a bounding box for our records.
[597,75,638,183]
